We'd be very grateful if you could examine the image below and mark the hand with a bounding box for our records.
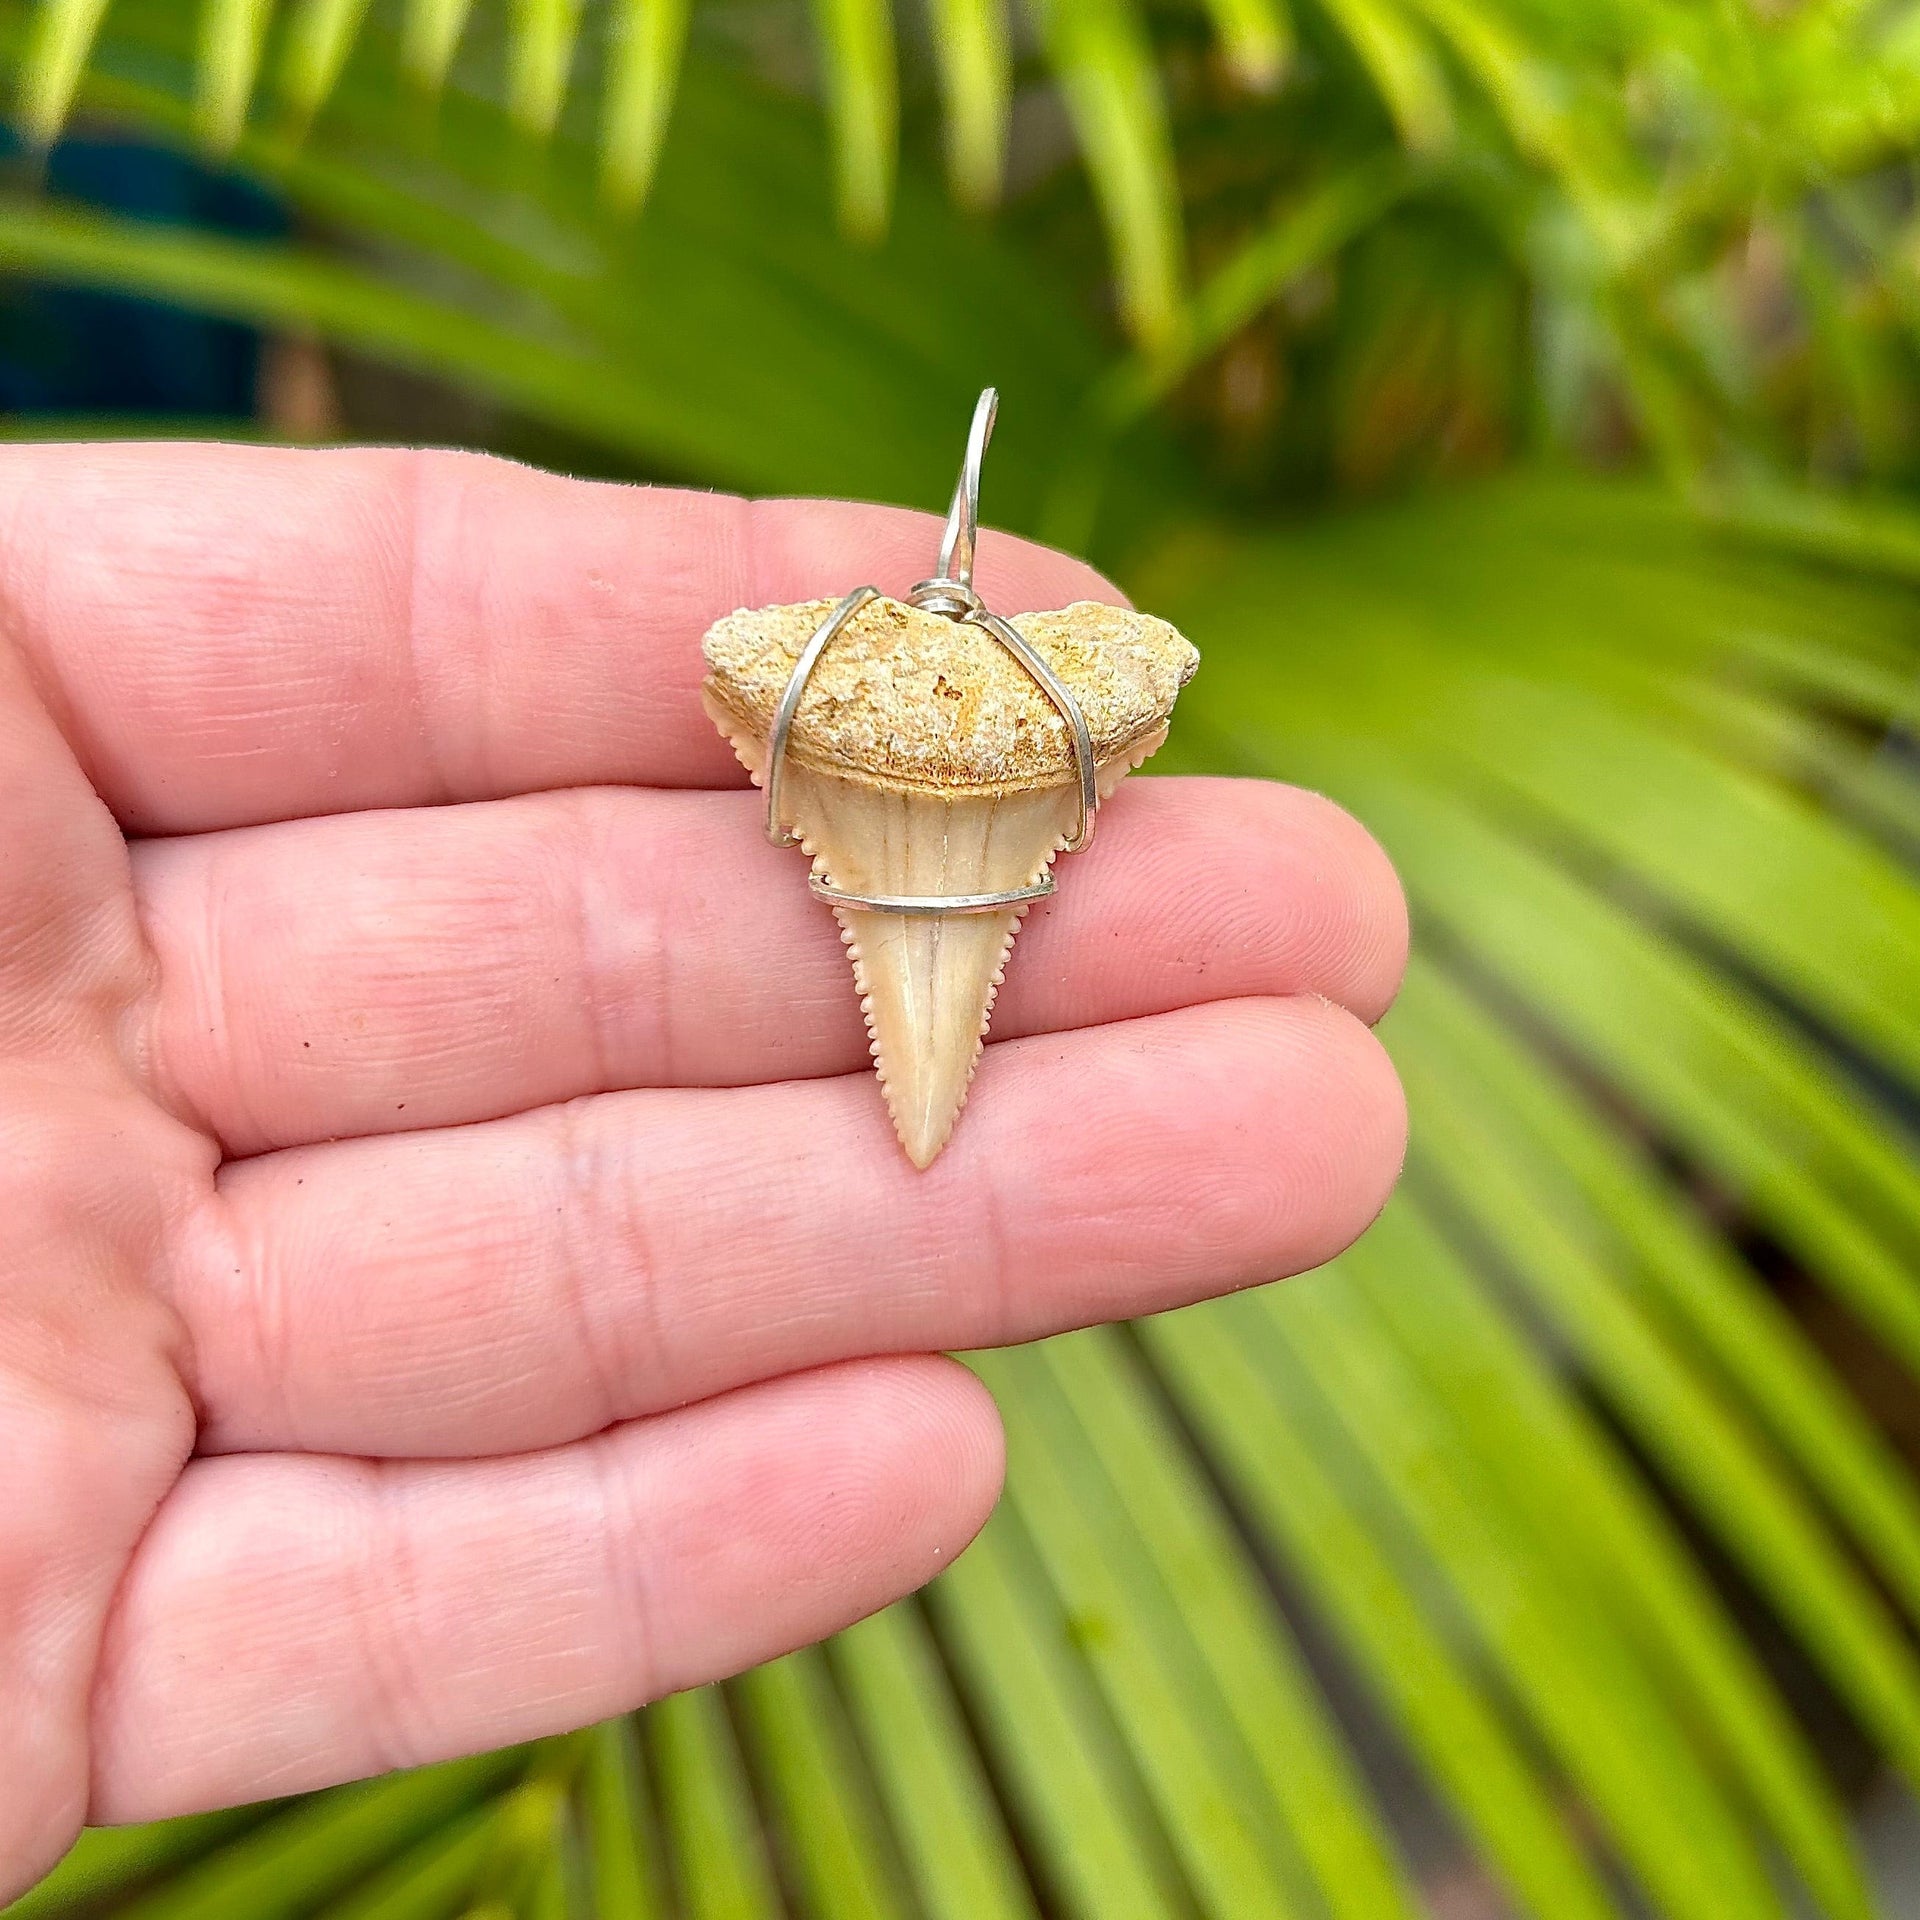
[0,446,1407,1898]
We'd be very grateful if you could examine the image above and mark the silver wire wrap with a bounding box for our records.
[762,388,1100,916]
[763,582,879,855]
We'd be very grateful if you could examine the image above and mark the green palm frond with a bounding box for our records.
[278,0,378,129]
[597,0,689,209]
[3,0,1915,451]
[16,0,110,142]
[194,0,276,147]
[918,0,1005,210]
[398,0,471,87]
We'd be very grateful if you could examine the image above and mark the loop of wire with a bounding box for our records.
[762,388,1101,915]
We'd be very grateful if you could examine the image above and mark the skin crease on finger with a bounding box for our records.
[0,445,1409,1897]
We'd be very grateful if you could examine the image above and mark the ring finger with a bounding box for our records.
[177,996,1405,1456]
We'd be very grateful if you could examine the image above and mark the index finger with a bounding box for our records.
[0,444,1119,834]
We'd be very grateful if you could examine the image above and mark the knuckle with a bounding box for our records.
[549,1099,660,1428]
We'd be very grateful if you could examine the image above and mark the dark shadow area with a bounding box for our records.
[0,130,281,418]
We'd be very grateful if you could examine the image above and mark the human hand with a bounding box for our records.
[0,447,1407,1899]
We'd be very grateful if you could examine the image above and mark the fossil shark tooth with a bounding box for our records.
[702,593,1199,1167]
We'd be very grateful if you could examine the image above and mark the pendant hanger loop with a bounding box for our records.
[766,385,1101,900]
[937,387,997,592]
[910,387,996,618]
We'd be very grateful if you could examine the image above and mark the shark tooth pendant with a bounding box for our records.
[700,390,1199,1166]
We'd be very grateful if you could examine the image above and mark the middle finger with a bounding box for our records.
[178,995,1405,1456]
[136,778,1407,1153]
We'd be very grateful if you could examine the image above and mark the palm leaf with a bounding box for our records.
[648,1688,782,1920]
[279,0,378,127]
[929,1516,1192,1919]
[195,0,277,147]
[7,0,1904,418]
[506,0,585,135]
[1148,1302,1627,1920]
[578,1719,663,1920]
[1300,0,1450,151]
[832,1606,1037,1920]
[598,0,690,208]
[981,1340,1347,1916]
[1203,0,1288,88]
[399,0,472,88]
[1021,1333,1415,1918]
[920,0,1005,207]
[804,0,895,239]
[1025,0,1185,347]
[1332,1180,1873,1920]
[15,0,113,141]
[732,1653,910,1920]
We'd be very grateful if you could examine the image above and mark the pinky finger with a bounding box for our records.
[87,1357,1003,1823]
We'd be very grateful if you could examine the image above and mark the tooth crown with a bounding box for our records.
[701,594,1198,794]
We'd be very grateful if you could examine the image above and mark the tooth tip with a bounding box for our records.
[847,908,1004,1172]
[880,1055,975,1170]
[899,1124,951,1170]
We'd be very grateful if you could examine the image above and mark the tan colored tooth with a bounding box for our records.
[702,593,1198,1167]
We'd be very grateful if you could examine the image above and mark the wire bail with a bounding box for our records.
[906,387,996,619]
[764,388,1101,915]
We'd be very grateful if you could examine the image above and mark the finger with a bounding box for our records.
[182,998,1405,1457]
[1,445,1116,835]
[89,1356,1001,1823]
[135,776,1407,1153]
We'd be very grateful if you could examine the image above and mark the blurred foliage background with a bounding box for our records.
[7,0,1920,1912]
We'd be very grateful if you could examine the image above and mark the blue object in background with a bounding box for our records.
[0,132,283,417]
